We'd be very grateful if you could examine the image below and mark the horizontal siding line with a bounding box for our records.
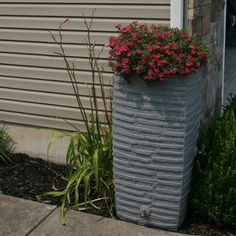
[0,40,103,47]
[0,75,113,86]
[1,100,109,119]
[0,26,168,32]
[0,3,170,5]
[0,51,108,60]
[0,16,170,30]
[0,86,113,97]
[0,84,112,101]
[0,65,114,83]
[0,63,113,74]
[0,78,113,93]
[0,109,82,121]
[0,97,111,112]
[0,110,106,125]
[0,52,110,64]
[0,3,170,6]
[0,109,109,125]
[0,29,114,44]
[0,2,170,6]
[0,54,111,72]
[0,39,106,47]
[0,86,112,109]
[0,28,117,33]
[0,120,73,132]
[0,112,108,132]
[0,0,170,3]
[0,27,121,33]
[0,41,108,58]
[0,16,170,21]
[0,5,170,18]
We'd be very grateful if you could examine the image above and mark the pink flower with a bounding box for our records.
[197,51,204,57]
[154,53,161,59]
[120,46,128,52]
[185,67,193,74]
[173,45,179,52]
[122,58,129,65]
[107,21,208,82]
[160,32,168,40]
[116,50,121,57]
[147,45,153,52]
[166,50,173,56]
[147,69,153,76]
[121,65,129,73]
[160,59,167,65]
[104,43,110,48]
[186,61,193,67]
[115,24,122,30]
[189,44,195,49]
[112,61,119,71]
[187,54,193,60]
[127,52,132,57]
[132,32,138,41]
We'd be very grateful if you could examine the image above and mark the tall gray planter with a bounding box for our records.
[112,70,203,230]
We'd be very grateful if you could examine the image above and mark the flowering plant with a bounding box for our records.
[108,22,208,81]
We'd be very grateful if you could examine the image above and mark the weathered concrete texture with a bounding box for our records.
[0,194,56,236]
[187,0,225,118]
[112,72,202,230]
[29,208,187,236]
[7,124,70,164]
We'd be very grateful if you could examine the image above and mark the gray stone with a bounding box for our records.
[0,194,56,236]
[187,0,225,118]
[29,208,187,236]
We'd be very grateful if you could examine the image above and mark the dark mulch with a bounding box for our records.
[0,153,235,236]
[0,153,66,206]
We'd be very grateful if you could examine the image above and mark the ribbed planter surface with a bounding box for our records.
[112,71,203,230]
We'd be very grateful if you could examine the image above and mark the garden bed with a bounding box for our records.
[0,153,235,236]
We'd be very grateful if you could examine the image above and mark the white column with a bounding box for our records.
[170,0,184,29]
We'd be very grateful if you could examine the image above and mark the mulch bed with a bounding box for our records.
[0,153,235,236]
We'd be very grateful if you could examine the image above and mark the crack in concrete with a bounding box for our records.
[25,206,58,236]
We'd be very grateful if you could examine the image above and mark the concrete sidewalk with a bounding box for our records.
[0,194,189,236]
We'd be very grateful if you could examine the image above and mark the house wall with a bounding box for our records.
[187,0,225,118]
[0,0,170,160]
[0,0,170,132]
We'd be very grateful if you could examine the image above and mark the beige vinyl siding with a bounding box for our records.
[0,1,170,131]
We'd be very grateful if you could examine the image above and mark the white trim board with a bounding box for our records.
[170,0,184,29]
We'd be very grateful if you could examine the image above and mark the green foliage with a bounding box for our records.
[0,124,14,164]
[42,14,115,224]
[190,107,236,228]
[224,93,236,113]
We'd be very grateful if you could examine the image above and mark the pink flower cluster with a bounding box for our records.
[108,22,208,81]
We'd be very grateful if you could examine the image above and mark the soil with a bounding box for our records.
[0,153,235,236]
[0,153,66,206]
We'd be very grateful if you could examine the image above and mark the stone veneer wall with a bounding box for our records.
[187,0,225,118]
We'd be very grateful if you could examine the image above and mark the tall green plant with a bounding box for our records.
[42,15,114,224]
[0,124,14,164]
